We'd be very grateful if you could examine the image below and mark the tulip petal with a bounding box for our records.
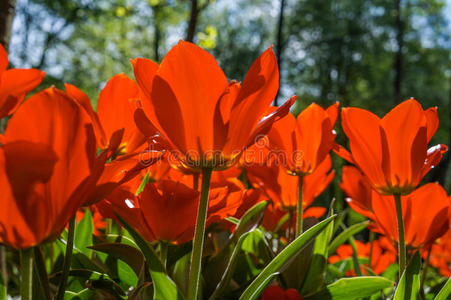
[0,68,45,118]
[341,107,387,192]
[226,46,279,152]
[153,40,228,153]
[98,74,145,153]
[65,83,107,148]
[0,44,7,76]
[4,87,96,238]
[131,57,159,100]
[380,99,427,190]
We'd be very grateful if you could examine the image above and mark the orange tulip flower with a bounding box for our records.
[337,98,447,195]
[260,286,302,300]
[341,166,451,249]
[133,40,295,170]
[426,229,451,277]
[100,178,244,244]
[247,155,334,211]
[267,102,339,175]
[65,73,146,154]
[0,44,45,119]
[0,87,98,249]
[328,237,397,276]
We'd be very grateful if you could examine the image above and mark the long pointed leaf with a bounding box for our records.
[304,276,394,300]
[328,221,370,256]
[240,215,336,300]
[435,278,451,300]
[115,214,184,300]
[394,251,421,300]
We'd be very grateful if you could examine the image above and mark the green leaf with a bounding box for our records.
[88,243,144,281]
[74,210,93,257]
[53,269,125,298]
[239,215,336,300]
[434,277,451,300]
[0,271,5,300]
[304,276,394,300]
[301,210,336,294]
[328,221,370,256]
[210,231,254,300]
[394,251,421,300]
[232,201,268,240]
[204,200,269,294]
[115,214,184,300]
[63,288,97,300]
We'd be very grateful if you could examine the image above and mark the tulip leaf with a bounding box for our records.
[89,242,146,286]
[328,220,370,256]
[394,251,421,300]
[239,215,336,300]
[64,288,97,299]
[232,201,268,241]
[204,200,269,294]
[210,231,254,300]
[51,269,125,298]
[303,276,394,300]
[301,210,336,294]
[0,273,5,300]
[435,278,451,300]
[115,213,184,300]
[74,210,93,257]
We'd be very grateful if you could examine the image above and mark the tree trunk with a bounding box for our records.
[153,5,162,62]
[393,0,404,104]
[186,0,198,43]
[274,0,286,106]
[0,0,17,50]
[429,77,451,185]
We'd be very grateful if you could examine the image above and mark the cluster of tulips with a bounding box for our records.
[0,39,450,300]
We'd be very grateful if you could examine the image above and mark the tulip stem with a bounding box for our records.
[295,175,304,237]
[193,173,200,191]
[20,248,33,300]
[394,193,406,278]
[56,216,76,300]
[160,242,168,268]
[187,167,212,300]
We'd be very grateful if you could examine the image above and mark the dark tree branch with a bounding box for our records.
[274,0,286,106]
[186,0,198,42]
[393,0,405,104]
[0,0,17,50]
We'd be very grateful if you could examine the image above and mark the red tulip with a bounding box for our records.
[133,40,295,171]
[101,178,245,244]
[336,98,447,195]
[0,88,98,248]
[267,102,339,175]
[329,237,397,275]
[341,166,450,249]
[260,286,302,300]
[65,73,146,153]
[247,155,334,210]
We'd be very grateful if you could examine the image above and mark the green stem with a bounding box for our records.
[34,246,51,300]
[0,245,7,296]
[349,237,363,276]
[187,167,213,300]
[295,175,304,237]
[420,245,432,297]
[20,248,33,300]
[193,172,200,191]
[56,216,76,300]
[394,193,406,278]
[369,231,375,268]
[160,242,168,268]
